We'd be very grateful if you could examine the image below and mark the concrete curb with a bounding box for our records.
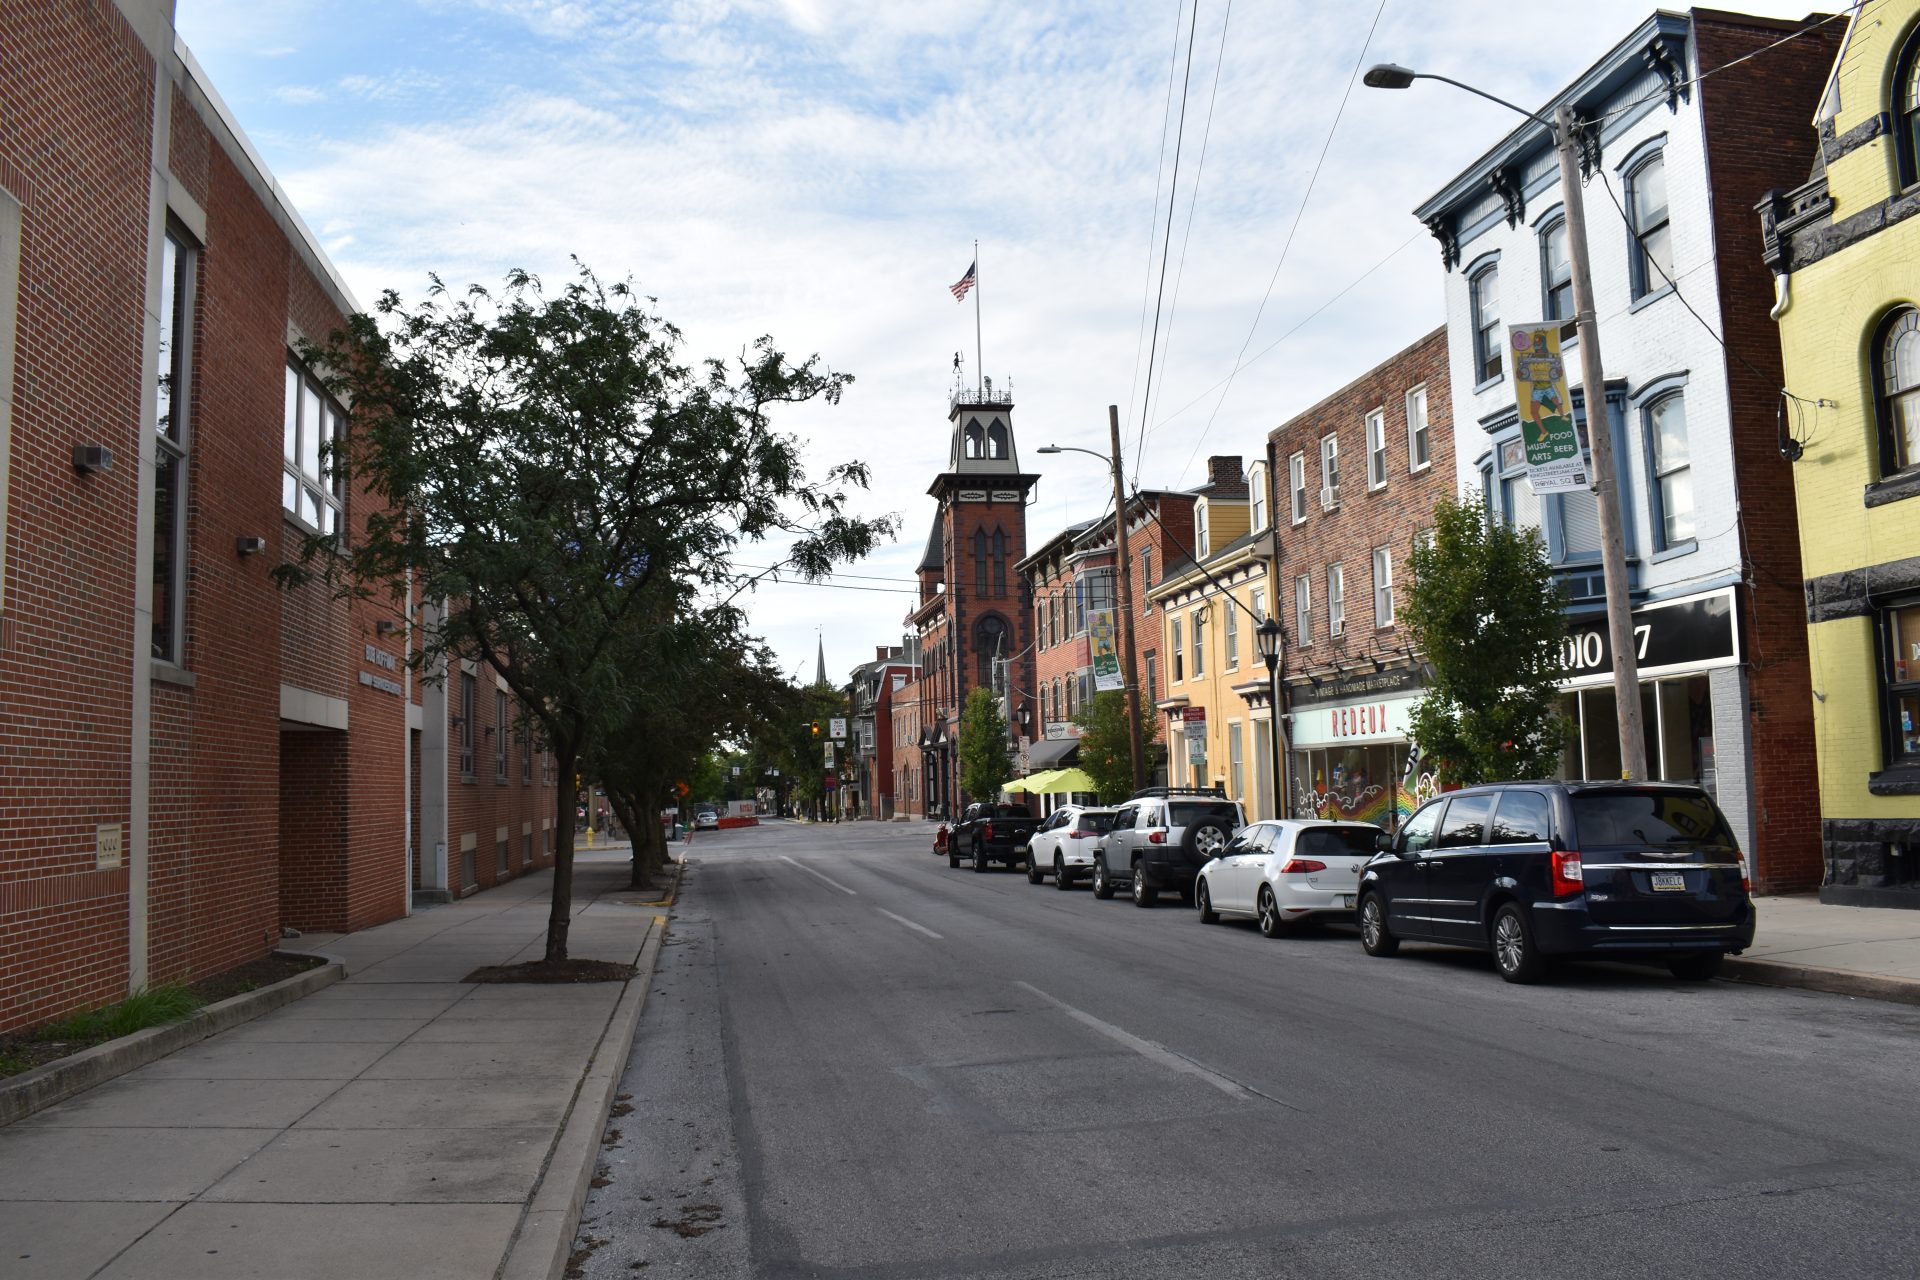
[500,911,671,1280]
[1721,956,1920,1006]
[0,952,344,1127]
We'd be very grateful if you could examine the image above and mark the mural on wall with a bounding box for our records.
[1289,743,1416,827]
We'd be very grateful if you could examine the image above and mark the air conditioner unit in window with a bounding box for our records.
[1318,485,1339,512]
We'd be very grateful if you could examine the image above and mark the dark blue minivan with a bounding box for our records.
[1357,781,1754,984]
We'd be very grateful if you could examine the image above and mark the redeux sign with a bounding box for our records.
[1560,587,1739,686]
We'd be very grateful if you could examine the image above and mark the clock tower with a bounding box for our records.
[905,377,1039,816]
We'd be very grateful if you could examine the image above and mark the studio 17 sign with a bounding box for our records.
[1560,587,1739,684]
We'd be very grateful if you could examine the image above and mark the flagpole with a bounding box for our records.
[973,239,983,399]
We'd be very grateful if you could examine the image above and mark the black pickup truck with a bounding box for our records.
[951,803,1039,873]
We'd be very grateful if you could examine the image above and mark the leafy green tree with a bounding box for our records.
[1073,690,1156,803]
[957,686,1012,805]
[282,264,892,962]
[1402,496,1570,786]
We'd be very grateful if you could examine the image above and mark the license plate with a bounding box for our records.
[1649,872,1687,891]
[1341,894,1357,908]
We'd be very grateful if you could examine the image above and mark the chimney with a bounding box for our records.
[876,645,889,661]
[1206,455,1248,496]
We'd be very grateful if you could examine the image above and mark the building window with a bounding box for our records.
[284,358,345,535]
[1040,682,1051,725]
[973,529,988,595]
[1646,393,1695,547]
[1171,617,1185,682]
[1289,453,1308,523]
[1899,33,1920,189]
[1141,547,1153,610]
[1196,503,1211,557]
[1876,307,1920,478]
[1541,216,1573,322]
[153,228,196,664]
[1294,573,1312,646]
[1373,547,1393,628]
[1225,600,1239,671]
[521,725,532,784]
[1470,264,1502,383]
[1064,677,1075,720]
[1327,564,1345,638]
[1493,437,1540,530]
[1366,409,1387,490]
[1035,600,1046,650]
[992,529,1007,596]
[1191,609,1207,678]
[1228,721,1244,805]
[459,673,476,779]
[1249,464,1268,530]
[1627,150,1673,298]
[495,689,509,780]
[1251,586,1266,625]
[1406,385,1430,472]
[1319,434,1340,509]
[1144,650,1158,702]
[1887,602,1920,765]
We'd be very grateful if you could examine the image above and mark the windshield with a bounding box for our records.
[1168,802,1238,828]
[1296,827,1380,858]
[1571,791,1737,850]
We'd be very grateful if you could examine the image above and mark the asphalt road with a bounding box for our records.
[573,819,1920,1279]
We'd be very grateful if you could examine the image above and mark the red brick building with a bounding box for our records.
[900,382,1038,818]
[0,0,553,1033]
[1267,327,1454,828]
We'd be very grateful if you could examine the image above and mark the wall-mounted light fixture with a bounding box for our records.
[73,444,113,473]
[236,536,267,556]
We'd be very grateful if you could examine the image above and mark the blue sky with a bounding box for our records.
[176,0,1827,684]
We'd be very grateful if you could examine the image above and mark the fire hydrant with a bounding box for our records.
[933,823,950,856]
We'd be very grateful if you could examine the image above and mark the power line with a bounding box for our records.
[1591,6,1857,127]
[1177,0,1390,488]
[734,563,922,584]
[1132,0,1204,487]
[1122,0,1193,445]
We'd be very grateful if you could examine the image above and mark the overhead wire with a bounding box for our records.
[1175,0,1390,488]
[1122,0,1193,446]
[1589,5,1858,128]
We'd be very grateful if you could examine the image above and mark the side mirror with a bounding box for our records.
[1373,831,1395,854]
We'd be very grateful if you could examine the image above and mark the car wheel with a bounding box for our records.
[1092,859,1115,900]
[1131,863,1156,908]
[1257,887,1289,939]
[1196,879,1218,924]
[1359,894,1399,957]
[1669,952,1723,982]
[1492,903,1547,984]
[972,840,988,873]
[948,849,959,869]
[1027,856,1045,885]
[1054,855,1072,890]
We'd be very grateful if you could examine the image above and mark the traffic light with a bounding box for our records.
[811,721,821,737]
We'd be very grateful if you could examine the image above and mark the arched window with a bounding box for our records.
[1877,307,1920,478]
[991,529,1007,596]
[987,418,1010,460]
[965,420,985,459]
[1539,215,1572,321]
[1040,682,1051,725]
[973,529,988,594]
[1645,392,1694,547]
[1470,263,1501,383]
[975,614,1007,691]
[1896,30,1920,189]
[1626,150,1672,299]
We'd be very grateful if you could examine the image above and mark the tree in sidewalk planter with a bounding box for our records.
[1401,495,1571,787]
[280,263,894,965]
[957,686,1013,807]
[1072,690,1157,804]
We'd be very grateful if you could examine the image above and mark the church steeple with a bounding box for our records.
[946,377,1022,475]
[814,634,827,688]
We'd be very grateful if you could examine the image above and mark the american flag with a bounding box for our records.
[949,261,977,302]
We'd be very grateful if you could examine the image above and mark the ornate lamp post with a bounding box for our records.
[1256,617,1286,819]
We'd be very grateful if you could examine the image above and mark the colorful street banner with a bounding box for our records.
[1089,609,1125,692]
[1509,323,1588,494]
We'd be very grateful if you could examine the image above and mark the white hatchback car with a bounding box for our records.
[1195,819,1381,936]
[1024,805,1120,888]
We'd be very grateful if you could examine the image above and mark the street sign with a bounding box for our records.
[829,717,848,741]
[1509,323,1588,494]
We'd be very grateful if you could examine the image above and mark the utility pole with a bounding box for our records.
[1108,405,1147,793]
[1554,102,1647,780]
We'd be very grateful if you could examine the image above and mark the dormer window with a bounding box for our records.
[1195,503,1210,557]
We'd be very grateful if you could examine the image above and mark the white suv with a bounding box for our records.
[1025,806,1119,888]
[1094,789,1246,908]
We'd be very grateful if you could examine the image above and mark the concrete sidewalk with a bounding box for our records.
[1726,894,1920,1001]
[0,852,666,1280]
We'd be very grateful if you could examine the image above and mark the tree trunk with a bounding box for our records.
[546,744,579,964]
[608,788,652,890]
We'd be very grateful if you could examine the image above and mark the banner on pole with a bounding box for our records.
[1089,609,1125,692]
[1509,324,1588,494]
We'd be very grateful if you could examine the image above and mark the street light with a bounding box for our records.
[1366,63,1648,781]
[1037,409,1148,793]
[1255,617,1285,819]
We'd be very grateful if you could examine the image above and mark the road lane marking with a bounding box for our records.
[876,908,943,940]
[779,855,857,896]
[1014,981,1293,1107]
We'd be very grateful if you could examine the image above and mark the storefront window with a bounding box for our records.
[1290,743,1413,828]
[1888,602,1920,764]
[1560,675,1712,790]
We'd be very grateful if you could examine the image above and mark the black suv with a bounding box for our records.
[1358,781,1754,984]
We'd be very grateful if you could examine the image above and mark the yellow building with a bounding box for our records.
[1760,0,1920,903]
[1148,460,1283,819]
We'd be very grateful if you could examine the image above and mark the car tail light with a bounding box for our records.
[1070,828,1094,839]
[1740,856,1751,895]
[1279,858,1326,874]
[1550,849,1584,897]
[1148,830,1165,844]
[983,822,994,840]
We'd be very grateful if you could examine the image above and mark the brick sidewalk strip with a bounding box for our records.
[0,851,667,1280]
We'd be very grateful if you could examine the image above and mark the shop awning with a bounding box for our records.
[1026,737,1081,769]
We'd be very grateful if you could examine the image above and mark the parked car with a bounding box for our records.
[1195,819,1380,935]
[951,803,1040,873]
[1093,788,1245,907]
[693,808,721,831]
[1357,781,1754,984]
[1024,805,1119,888]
